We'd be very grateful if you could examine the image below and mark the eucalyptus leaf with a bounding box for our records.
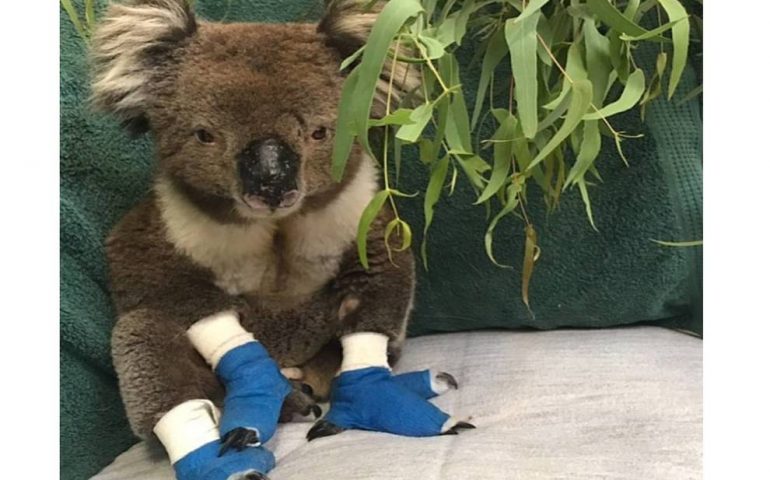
[505,14,540,139]
[529,80,593,170]
[356,190,391,269]
[484,184,520,268]
[396,103,434,142]
[586,0,668,42]
[421,154,450,267]
[584,69,646,120]
[657,0,690,98]
[477,113,517,204]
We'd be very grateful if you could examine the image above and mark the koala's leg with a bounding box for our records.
[307,211,474,441]
[296,340,342,401]
[113,308,281,480]
[112,308,222,439]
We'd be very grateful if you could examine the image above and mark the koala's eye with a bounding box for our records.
[311,127,327,141]
[194,129,215,145]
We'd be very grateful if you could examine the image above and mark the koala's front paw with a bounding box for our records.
[173,440,274,480]
[279,381,322,423]
[219,427,261,456]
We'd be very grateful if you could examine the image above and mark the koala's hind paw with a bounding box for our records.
[219,427,261,456]
[279,381,321,423]
[306,419,346,441]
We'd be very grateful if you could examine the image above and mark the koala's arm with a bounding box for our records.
[106,202,336,438]
[331,208,416,349]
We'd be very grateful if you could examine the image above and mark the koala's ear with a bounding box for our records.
[318,1,421,113]
[90,0,197,134]
[318,0,381,58]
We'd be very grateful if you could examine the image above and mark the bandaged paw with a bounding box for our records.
[173,441,274,480]
[154,400,274,480]
[307,366,473,440]
[187,313,292,452]
[305,332,473,441]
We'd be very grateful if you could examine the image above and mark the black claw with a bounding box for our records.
[442,427,459,435]
[219,427,260,457]
[453,421,476,430]
[436,372,459,390]
[242,472,269,480]
[307,420,345,441]
[301,383,314,396]
[311,404,322,419]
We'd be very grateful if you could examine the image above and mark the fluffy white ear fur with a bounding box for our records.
[318,0,422,112]
[90,0,196,127]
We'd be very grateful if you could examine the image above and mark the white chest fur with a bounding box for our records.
[156,158,378,299]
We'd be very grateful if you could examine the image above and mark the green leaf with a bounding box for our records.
[505,14,540,139]
[477,114,517,204]
[421,154,450,267]
[619,17,684,41]
[85,0,95,30]
[528,80,593,170]
[624,0,642,19]
[434,17,457,47]
[651,239,703,247]
[586,0,668,42]
[385,218,412,253]
[576,178,598,231]
[352,0,424,155]
[331,70,360,181]
[484,183,520,268]
[356,190,390,269]
[544,42,586,110]
[445,93,473,154]
[584,69,645,120]
[565,120,601,186]
[657,0,690,98]
[396,103,433,143]
[517,0,549,22]
[368,108,414,127]
[608,31,631,82]
[471,29,507,129]
[521,224,539,310]
[60,0,88,43]
[339,45,365,71]
[584,19,613,105]
[457,155,489,190]
[418,33,446,59]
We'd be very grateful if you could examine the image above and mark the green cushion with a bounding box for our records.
[59,1,701,479]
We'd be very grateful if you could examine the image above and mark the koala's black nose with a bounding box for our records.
[237,138,300,209]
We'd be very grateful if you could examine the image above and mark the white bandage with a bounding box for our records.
[153,399,221,463]
[339,332,390,373]
[187,311,255,369]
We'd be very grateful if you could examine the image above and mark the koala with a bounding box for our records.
[91,1,472,478]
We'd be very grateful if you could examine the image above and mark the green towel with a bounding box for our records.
[60,1,701,479]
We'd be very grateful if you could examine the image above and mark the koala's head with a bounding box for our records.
[90,0,417,221]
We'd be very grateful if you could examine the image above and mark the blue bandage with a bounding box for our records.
[392,370,438,399]
[174,440,274,480]
[215,342,292,442]
[323,367,450,436]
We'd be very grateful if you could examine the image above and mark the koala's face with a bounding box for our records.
[155,23,346,220]
[91,1,417,221]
